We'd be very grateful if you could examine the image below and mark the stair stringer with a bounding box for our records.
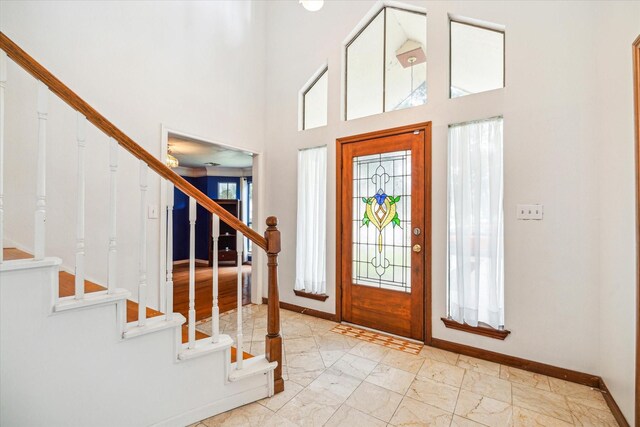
[0,259,274,427]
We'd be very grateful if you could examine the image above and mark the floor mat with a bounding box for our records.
[331,324,423,355]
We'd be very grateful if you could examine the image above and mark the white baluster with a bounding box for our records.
[34,82,48,260]
[0,52,6,263]
[165,182,174,321]
[211,214,220,343]
[236,231,244,369]
[74,113,86,299]
[188,197,197,348]
[138,162,148,326]
[108,139,118,294]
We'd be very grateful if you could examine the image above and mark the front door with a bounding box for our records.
[338,123,430,341]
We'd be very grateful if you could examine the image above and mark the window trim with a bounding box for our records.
[344,5,427,120]
[302,66,329,131]
[441,317,511,340]
[449,17,506,99]
[217,181,237,200]
[294,289,329,301]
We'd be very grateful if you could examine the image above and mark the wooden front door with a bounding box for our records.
[338,123,431,341]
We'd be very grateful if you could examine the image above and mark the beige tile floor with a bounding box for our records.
[193,305,619,427]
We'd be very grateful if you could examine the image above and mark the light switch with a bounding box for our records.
[517,204,543,220]
[148,205,159,219]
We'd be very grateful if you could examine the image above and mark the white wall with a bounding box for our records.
[263,0,637,421]
[596,2,639,422]
[1,1,268,309]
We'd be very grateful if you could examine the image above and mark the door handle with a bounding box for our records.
[412,244,422,253]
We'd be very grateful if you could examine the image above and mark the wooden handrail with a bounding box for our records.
[0,32,267,251]
[1,31,284,395]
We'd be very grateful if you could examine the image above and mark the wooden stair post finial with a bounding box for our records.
[264,216,284,394]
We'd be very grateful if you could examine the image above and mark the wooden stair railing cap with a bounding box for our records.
[0,31,267,251]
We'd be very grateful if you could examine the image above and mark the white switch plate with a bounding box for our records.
[148,205,159,219]
[517,204,543,220]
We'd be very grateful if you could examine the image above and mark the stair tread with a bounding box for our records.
[2,248,253,359]
[3,248,32,261]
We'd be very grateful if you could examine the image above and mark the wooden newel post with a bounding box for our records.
[264,216,284,394]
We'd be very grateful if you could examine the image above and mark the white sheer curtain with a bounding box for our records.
[295,146,327,294]
[448,117,504,329]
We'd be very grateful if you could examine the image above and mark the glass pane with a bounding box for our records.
[303,69,328,130]
[346,10,384,120]
[450,21,504,98]
[352,150,412,292]
[385,8,427,111]
[218,182,237,199]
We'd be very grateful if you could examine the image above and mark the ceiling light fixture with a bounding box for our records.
[300,0,324,12]
[166,147,179,168]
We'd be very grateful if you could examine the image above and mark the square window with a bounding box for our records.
[218,182,237,200]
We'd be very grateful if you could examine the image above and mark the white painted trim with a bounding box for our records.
[447,13,505,32]
[0,256,60,272]
[160,125,168,314]
[150,384,270,427]
[159,126,262,306]
[1,238,107,290]
[298,62,329,131]
[123,313,186,339]
[177,335,233,361]
[54,289,130,313]
[228,355,277,382]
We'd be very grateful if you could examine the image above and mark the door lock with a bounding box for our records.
[413,227,421,236]
[412,244,422,253]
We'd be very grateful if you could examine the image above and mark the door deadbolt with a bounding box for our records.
[413,227,421,236]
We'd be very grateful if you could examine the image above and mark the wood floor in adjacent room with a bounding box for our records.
[171,262,252,323]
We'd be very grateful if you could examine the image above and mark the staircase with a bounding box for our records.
[0,32,283,427]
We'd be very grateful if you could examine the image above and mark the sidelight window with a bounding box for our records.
[295,146,327,294]
[447,117,504,329]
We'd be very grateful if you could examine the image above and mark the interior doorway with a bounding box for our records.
[161,130,256,325]
[336,123,432,341]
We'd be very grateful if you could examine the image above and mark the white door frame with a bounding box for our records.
[159,125,265,313]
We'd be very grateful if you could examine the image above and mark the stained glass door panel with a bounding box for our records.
[352,151,412,292]
[339,125,430,341]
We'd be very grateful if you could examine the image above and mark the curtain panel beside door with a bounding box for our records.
[295,146,327,295]
[447,117,505,329]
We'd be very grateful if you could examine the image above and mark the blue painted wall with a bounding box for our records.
[173,176,243,261]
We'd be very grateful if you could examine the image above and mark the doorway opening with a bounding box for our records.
[165,131,256,328]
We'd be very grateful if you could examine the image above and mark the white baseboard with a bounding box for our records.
[2,237,31,254]
[151,384,269,427]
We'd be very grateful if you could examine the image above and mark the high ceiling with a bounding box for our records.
[168,134,253,169]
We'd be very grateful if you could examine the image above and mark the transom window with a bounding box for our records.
[346,7,427,120]
[302,67,328,130]
[450,20,505,98]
